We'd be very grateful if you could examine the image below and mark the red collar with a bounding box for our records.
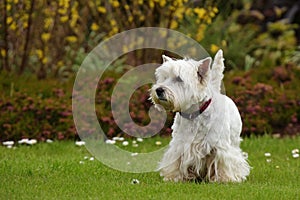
[179,99,212,120]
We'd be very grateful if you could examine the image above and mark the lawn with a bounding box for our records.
[1,136,299,200]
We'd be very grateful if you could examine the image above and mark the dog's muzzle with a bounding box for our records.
[155,87,167,101]
[151,86,175,111]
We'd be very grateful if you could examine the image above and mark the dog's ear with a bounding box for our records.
[197,57,212,81]
[162,55,172,63]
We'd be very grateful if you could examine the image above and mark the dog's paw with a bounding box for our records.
[162,177,172,182]
[163,177,182,182]
[161,173,183,182]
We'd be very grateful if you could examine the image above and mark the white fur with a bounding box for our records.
[150,50,250,182]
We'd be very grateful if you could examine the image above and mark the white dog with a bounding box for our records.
[150,50,250,182]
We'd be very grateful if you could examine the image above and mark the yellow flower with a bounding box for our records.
[111,0,120,8]
[58,8,67,15]
[221,40,227,47]
[72,1,79,10]
[97,6,106,14]
[70,16,78,28]
[174,7,184,20]
[213,7,219,13]
[9,22,17,31]
[149,1,155,9]
[42,57,48,64]
[210,44,219,54]
[66,36,78,43]
[57,60,64,67]
[41,33,51,42]
[128,16,133,23]
[167,42,175,50]
[60,16,69,23]
[6,17,13,25]
[6,4,12,11]
[137,37,144,45]
[206,17,212,24]
[58,0,64,7]
[110,19,117,26]
[111,27,119,34]
[138,0,143,5]
[1,49,7,57]
[21,14,29,23]
[139,15,145,21]
[91,23,100,31]
[122,45,129,53]
[159,0,166,7]
[188,47,197,57]
[44,18,53,29]
[175,0,184,7]
[194,8,206,19]
[159,29,167,37]
[195,25,206,41]
[170,20,178,29]
[186,8,192,16]
[196,33,204,41]
[35,49,43,59]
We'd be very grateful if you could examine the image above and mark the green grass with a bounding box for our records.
[1,136,299,200]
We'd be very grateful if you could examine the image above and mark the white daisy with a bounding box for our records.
[264,152,271,157]
[3,141,14,146]
[122,141,129,146]
[75,141,85,146]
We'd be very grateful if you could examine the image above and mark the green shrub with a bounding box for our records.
[0,0,218,79]
[201,5,298,70]
[1,60,300,142]
[0,71,174,142]
[225,63,300,137]
[0,75,75,141]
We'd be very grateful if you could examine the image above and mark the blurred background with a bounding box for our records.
[0,0,299,142]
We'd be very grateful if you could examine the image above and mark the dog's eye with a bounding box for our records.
[175,76,183,82]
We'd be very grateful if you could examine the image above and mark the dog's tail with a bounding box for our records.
[210,49,225,93]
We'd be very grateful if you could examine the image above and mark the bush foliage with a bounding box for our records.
[0,0,218,79]
[0,1,299,141]
[225,62,300,137]
[0,74,75,141]
[0,71,173,142]
[1,61,299,142]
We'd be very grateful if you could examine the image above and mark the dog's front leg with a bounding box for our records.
[158,142,184,182]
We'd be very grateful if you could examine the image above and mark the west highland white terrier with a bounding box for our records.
[150,50,250,182]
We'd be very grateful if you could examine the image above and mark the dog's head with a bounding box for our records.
[150,55,212,112]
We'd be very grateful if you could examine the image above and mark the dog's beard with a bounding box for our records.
[154,98,174,111]
[150,87,176,111]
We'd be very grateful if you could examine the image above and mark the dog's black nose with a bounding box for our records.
[156,88,164,98]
